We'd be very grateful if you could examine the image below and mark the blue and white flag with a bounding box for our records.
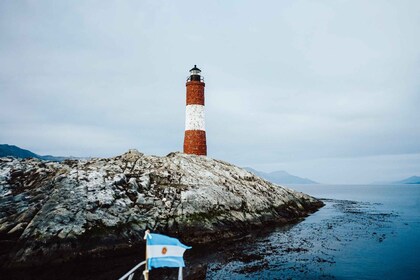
[145,233,191,270]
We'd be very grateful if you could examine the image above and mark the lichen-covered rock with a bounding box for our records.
[0,150,323,267]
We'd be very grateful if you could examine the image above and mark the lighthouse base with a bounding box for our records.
[184,130,207,156]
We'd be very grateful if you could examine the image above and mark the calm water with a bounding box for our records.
[293,184,420,280]
[202,184,420,279]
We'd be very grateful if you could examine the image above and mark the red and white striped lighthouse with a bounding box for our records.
[183,65,207,156]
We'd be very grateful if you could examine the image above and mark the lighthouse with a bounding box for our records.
[183,65,207,156]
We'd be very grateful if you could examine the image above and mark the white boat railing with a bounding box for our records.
[118,260,147,280]
[118,260,183,280]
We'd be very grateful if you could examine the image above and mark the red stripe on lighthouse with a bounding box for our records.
[184,130,207,155]
[183,65,207,156]
[186,81,205,105]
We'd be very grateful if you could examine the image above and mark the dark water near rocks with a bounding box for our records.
[201,184,420,279]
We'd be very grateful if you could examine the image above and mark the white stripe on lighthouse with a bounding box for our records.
[185,105,205,131]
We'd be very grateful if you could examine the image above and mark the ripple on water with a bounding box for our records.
[203,198,398,280]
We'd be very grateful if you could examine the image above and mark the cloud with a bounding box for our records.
[1,0,419,183]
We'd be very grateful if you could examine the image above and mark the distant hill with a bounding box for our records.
[393,176,420,184]
[244,167,318,185]
[0,144,80,162]
[0,144,41,159]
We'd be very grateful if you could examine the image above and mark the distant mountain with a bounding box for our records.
[393,176,420,185]
[244,167,318,185]
[0,144,40,159]
[0,144,80,162]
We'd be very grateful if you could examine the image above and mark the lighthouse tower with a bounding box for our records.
[183,65,207,156]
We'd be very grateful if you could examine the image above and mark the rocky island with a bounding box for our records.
[0,150,323,269]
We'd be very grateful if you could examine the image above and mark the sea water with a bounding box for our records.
[296,184,420,280]
[204,184,420,279]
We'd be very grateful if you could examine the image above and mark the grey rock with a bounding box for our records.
[135,194,146,205]
[0,151,323,267]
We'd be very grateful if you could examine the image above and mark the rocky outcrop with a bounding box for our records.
[0,150,323,268]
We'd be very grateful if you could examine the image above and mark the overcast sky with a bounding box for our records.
[1,1,419,184]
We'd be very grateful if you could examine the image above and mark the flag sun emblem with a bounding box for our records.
[161,247,168,255]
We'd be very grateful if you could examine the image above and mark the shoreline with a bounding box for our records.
[0,211,321,280]
[0,196,397,280]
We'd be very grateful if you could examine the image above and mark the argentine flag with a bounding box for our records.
[146,233,191,270]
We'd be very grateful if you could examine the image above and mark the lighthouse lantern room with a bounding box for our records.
[188,65,202,81]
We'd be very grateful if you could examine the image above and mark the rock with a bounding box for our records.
[122,149,143,162]
[0,151,323,268]
[128,177,138,189]
[135,194,146,205]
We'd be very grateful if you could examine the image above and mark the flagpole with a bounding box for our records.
[143,230,150,280]
[178,267,183,280]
